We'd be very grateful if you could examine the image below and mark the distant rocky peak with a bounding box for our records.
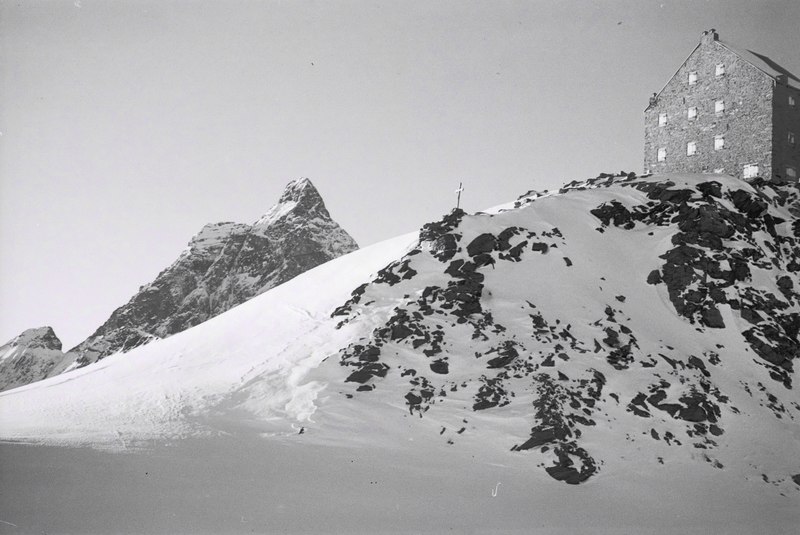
[255,178,330,227]
[279,177,320,204]
[5,326,62,351]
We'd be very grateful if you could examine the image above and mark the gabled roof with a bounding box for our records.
[646,32,799,111]
[718,39,800,90]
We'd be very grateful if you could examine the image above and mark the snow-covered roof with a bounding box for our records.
[718,39,800,90]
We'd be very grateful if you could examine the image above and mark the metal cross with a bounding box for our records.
[455,182,464,209]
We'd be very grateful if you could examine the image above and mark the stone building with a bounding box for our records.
[644,29,800,181]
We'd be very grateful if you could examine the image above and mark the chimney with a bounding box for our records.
[701,29,719,45]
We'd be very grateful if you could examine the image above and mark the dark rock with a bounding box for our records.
[514,426,561,450]
[472,253,496,268]
[345,363,390,383]
[591,200,635,229]
[357,346,381,362]
[430,359,449,375]
[390,323,414,341]
[701,307,725,329]
[497,227,521,250]
[466,233,498,256]
[777,276,794,300]
[729,189,768,218]
[405,392,422,406]
[697,181,723,198]
[430,234,459,262]
[544,445,597,484]
[647,185,694,204]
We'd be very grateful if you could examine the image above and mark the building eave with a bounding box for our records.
[716,41,778,85]
[644,43,701,112]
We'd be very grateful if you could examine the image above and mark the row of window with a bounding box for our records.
[658,109,797,146]
[688,64,726,85]
[686,66,797,108]
[656,138,723,161]
[658,101,725,125]
[657,133,795,159]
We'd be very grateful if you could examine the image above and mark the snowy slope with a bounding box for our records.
[0,232,412,444]
[1,173,799,518]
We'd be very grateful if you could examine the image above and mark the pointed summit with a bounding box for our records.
[4,326,62,351]
[57,177,358,370]
[0,327,66,391]
[255,177,330,227]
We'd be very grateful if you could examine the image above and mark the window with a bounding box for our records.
[789,132,796,145]
[743,164,759,178]
[716,63,725,76]
[790,95,796,107]
[688,71,698,85]
[714,135,725,150]
[687,141,697,156]
[688,106,698,120]
[659,113,667,126]
[657,148,667,162]
[787,167,797,179]
[715,100,725,114]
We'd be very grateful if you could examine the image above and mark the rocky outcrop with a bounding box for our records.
[326,172,800,487]
[594,179,800,387]
[0,327,67,391]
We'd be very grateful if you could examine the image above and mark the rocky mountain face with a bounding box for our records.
[321,172,800,489]
[1,178,358,391]
[0,327,67,392]
[68,177,358,368]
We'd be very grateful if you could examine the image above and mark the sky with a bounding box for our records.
[1,0,799,349]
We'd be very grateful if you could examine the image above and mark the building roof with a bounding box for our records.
[646,32,799,111]
[718,39,800,90]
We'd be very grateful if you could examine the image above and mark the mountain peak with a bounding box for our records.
[48,177,358,372]
[0,326,66,392]
[4,326,63,351]
[255,178,329,227]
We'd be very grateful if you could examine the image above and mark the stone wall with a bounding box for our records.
[644,35,774,179]
[772,83,800,181]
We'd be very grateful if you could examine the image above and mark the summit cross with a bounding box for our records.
[455,182,464,210]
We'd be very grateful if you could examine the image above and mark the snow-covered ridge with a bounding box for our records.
[1,172,798,500]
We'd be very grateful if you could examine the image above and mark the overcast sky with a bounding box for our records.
[2,0,799,348]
